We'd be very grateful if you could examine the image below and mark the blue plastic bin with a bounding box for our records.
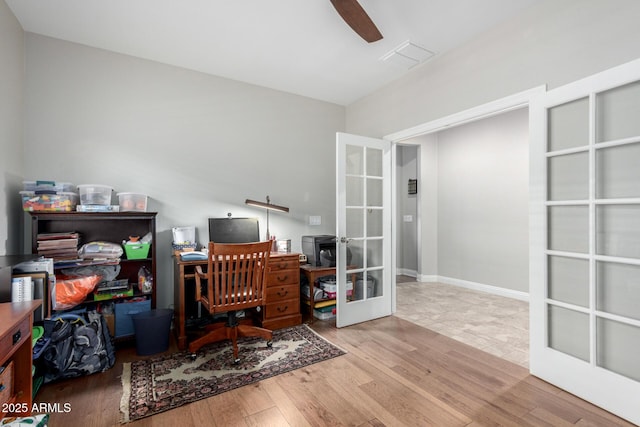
[131,309,173,355]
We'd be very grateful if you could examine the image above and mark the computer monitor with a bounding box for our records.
[208,217,260,243]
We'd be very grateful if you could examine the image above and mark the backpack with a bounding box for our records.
[42,311,115,383]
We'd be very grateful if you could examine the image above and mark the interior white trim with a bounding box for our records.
[385,86,546,142]
[416,274,438,282]
[419,275,529,302]
[396,268,417,278]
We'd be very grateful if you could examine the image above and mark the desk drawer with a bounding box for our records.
[0,360,13,406]
[264,298,299,319]
[267,269,298,287]
[0,317,30,361]
[266,284,299,302]
[269,258,299,271]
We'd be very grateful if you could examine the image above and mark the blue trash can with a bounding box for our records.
[131,309,173,356]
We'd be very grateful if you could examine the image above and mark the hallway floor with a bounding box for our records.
[395,277,529,368]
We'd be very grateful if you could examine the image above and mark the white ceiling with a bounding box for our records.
[6,0,540,106]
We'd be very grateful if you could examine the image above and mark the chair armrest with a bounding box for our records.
[194,265,207,300]
[195,265,206,278]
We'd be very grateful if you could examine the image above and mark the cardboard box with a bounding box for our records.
[103,314,115,337]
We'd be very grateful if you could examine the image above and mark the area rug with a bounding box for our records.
[120,324,345,423]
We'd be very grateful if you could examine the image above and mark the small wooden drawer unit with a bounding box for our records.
[261,253,302,329]
[0,301,41,418]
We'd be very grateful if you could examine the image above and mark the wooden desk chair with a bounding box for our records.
[188,241,273,363]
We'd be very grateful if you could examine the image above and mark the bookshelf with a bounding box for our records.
[28,212,157,337]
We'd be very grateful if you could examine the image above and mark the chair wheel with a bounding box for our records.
[266,340,273,348]
[190,353,197,361]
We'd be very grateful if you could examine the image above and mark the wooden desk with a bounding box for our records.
[173,253,301,351]
[0,300,41,419]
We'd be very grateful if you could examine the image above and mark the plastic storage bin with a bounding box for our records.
[355,275,377,300]
[23,181,74,193]
[313,305,336,320]
[114,299,151,338]
[318,278,353,299]
[124,242,151,259]
[117,192,148,212]
[132,309,173,355]
[78,184,113,205]
[20,191,79,212]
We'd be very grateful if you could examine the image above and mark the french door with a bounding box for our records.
[336,132,393,327]
[530,58,640,425]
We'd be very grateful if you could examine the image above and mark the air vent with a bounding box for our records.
[380,41,434,69]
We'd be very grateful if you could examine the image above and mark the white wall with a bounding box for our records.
[0,0,25,256]
[417,134,438,279]
[23,34,345,308]
[346,0,640,138]
[437,108,529,293]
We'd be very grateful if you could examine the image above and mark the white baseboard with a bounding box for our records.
[416,274,438,282]
[396,268,417,278]
[416,275,529,302]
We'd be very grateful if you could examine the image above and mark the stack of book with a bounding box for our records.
[36,232,79,261]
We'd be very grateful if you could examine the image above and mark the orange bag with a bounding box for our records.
[54,274,102,310]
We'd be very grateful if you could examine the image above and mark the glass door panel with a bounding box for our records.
[547,206,589,253]
[547,152,589,201]
[367,239,383,268]
[547,255,589,307]
[346,145,364,175]
[596,261,640,321]
[366,208,383,237]
[346,176,364,205]
[548,305,590,362]
[366,147,383,177]
[596,204,640,259]
[596,81,640,142]
[596,142,640,199]
[366,178,383,206]
[547,97,589,151]
[597,318,640,382]
[346,208,364,238]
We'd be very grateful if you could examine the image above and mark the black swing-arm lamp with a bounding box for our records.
[245,196,289,241]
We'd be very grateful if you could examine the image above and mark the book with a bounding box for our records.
[37,231,79,241]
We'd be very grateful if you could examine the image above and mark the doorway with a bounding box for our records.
[393,106,531,368]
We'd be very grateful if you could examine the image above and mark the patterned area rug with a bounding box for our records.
[120,324,345,423]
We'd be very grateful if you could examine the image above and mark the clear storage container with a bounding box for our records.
[78,184,113,205]
[117,192,148,212]
[20,191,79,212]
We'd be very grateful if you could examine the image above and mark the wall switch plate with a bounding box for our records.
[309,215,321,225]
[403,215,413,222]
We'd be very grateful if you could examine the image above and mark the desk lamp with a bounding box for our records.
[245,196,289,241]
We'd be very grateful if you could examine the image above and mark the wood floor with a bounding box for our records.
[35,316,633,427]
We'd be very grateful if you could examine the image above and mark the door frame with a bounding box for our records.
[385,85,545,306]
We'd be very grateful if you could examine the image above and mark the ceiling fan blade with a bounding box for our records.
[330,0,383,43]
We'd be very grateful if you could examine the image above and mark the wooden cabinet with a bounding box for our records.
[260,253,302,330]
[0,300,41,419]
[28,212,157,336]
